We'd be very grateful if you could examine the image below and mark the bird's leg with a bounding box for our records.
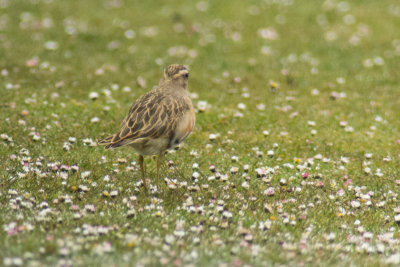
[156,153,163,187]
[138,154,147,190]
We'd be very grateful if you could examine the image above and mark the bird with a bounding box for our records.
[98,64,195,189]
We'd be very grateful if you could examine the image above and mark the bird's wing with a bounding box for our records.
[104,90,190,148]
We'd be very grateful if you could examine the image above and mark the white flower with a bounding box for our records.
[351,200,360,208]
[257,27,278,40]
[373,57,384,66]
[93,242,112,255]
[386,254,400,265]
[192,172,200,179]
[364,167,371,174]
[263,187,275,196]
[241,181,249,189]
[81,171,91,179]
[324,232,336,241]
[307,121,316,126]
[197,101,208,112]
[256,104,265,110]
[209,133,219,141]
[364,153,373,159]
[124,29,136,39]
[311,88,320,95]
[89,92,99,100]
[237,103,246,110]
[230,167,239,174]
[44,41,58,50]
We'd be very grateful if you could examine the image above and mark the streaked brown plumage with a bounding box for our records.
[98,64,195,189]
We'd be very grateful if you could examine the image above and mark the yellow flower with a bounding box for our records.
[71,186,77,191]
[270,81,278,88]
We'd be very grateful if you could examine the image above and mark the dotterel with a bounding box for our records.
[99,64,196,189]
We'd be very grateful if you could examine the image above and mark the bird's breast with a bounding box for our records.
[170,107,195,148]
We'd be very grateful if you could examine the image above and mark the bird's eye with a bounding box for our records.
[183,73,189,78]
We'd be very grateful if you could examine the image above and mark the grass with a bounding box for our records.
[1,0,400,266]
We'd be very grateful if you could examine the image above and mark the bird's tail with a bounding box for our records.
[98,135,121,149]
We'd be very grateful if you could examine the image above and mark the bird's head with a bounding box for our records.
[162,64,189,89]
